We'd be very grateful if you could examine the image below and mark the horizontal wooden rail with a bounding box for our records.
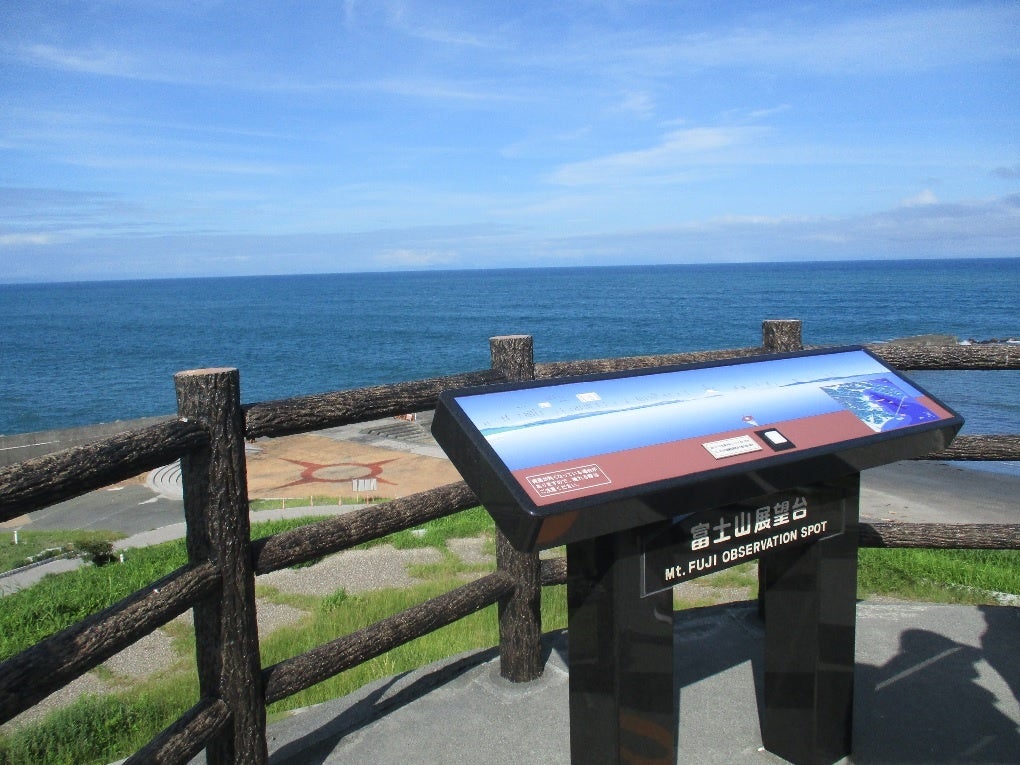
[252,482,479,574]
[243,369,505,439]
[920,434,1020,461]
[123,697,232,765]
[859,522,1020,549]
[0,561,220,725]
[535,346,764,379]
[263,571,514,705]
[536,523,1018,592]
[0,418,208,522]
[534,342,1020,379]
[867,343,1020,370]
[541,557,568,587]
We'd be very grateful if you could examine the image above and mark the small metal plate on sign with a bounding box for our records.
[703,434,763,459]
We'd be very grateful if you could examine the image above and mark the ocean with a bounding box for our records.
[1,259,1018,473]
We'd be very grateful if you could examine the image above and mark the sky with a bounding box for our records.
[1,1,1018,282]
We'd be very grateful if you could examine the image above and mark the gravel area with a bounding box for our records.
[172,598,309,636]
[259,544,444,595]
[102,630,179,679]
[446,537,493,565]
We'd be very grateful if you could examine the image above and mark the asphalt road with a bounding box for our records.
[14,483,184,536]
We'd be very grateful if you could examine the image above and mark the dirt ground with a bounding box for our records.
[244,432,463,501]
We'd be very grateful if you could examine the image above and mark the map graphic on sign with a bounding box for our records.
[820,378,939,432]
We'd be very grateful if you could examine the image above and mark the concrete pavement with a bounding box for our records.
[258,601,1020,765]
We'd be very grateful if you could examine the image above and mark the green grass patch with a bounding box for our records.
[360,506,496,551]
[0,680,199,765]
[0,541,189,662]
[406,550,493,581]
[858,548,1020,604]
[0,570,567,765]
[0,530,125,575]
[262,579,568,716]
[0,517,324,662]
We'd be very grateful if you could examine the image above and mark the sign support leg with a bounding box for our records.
[761,476,860,765]
[567,526,676,765]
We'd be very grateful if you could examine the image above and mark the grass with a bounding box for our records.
[858,548,1020,604]
[0,530,125,575]
[0,685,200,765]
[1,509,1016,765]
[0,540,189,662]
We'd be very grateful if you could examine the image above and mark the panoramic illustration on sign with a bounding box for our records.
[450,348,957,509]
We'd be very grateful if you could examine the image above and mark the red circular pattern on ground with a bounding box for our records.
[277,457,398,488]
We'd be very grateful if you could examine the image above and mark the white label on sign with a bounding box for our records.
[702,435,762,460]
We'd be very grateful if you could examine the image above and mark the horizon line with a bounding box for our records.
[2,254,1017,288]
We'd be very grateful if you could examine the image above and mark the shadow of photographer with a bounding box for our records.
[852,622,1020,764]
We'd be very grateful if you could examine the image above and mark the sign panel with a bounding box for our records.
[640,487,845,597]
[432,346,962,550]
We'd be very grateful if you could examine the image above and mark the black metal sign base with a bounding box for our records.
[565,477,859,765]
[761,475,859,765]
[567,529,676,765]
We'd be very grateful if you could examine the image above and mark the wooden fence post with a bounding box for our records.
[762,319,803,353]
[490,335,544,682]
[176,368,267,765]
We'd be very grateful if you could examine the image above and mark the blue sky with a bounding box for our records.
[1,1,1018,282]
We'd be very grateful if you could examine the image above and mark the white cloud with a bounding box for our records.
[0,233,56,247]
[20,44,141,78]
[374,248,460,268]
[548,127,765,186]
[900,189,939,207]
[4,193,1016,283]
[608,91,656,119]
[644,4,1019,74]
[357,76,523,102]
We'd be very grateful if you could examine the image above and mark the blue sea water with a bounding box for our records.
[1,260,1018,470]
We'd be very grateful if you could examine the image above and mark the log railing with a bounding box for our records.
[0,321,1017,764]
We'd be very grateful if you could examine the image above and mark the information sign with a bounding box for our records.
[432,346,962,551]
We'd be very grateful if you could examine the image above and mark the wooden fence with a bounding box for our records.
[0,321,1018,764]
